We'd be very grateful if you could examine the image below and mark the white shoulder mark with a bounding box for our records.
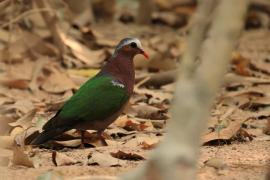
[111,80,125,88]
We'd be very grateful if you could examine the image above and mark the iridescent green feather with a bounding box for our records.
[43,75,129,130]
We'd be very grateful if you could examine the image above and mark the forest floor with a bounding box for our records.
[0,140,269,180]
[0,7,270,179]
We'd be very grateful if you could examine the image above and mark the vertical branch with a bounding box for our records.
[121,0,249,180]
[65,0,95,24]
[137,0,154,24]
[92,0,116,22]
[35,0,66,55]
[179,0,216,77]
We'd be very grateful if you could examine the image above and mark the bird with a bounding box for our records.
[31,37,148,145]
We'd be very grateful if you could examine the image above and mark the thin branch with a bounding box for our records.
[121,0,249,179]
[35,0,66,55]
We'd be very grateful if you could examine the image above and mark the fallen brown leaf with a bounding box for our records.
[54,139,81,148]
[87,152,124,167]
[231,52,251,76]
[12,146,39,168]
[42,66,76,93]
[124,134,160,148]
[60,32,106,67]
[105,127,135,138]
[135,87,173,103]
[0,79,29,89]
[11,99,35,115]
[14,127,39,146]
[9,109,36,129]
[0,136,14,149]
[202,109,253,144]
[126,102,167,120]
[110,150,145,161]
[113,115,154,131]
[140,140,158,150]
[52,151,76,166]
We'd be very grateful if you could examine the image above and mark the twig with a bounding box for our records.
[0,8,55,29]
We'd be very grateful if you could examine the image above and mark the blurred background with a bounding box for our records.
[0,0,270,179]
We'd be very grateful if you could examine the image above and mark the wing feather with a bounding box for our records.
[43,75,128,130]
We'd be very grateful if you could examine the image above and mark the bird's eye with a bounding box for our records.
[130,42,137,48]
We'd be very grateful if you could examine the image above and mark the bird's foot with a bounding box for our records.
[99,136,108,146]
[98,131,108,146]
[80,130,86,149]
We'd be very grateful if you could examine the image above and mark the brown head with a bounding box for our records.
[112,38,149,59]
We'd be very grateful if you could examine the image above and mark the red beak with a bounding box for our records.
[141,50,149,59]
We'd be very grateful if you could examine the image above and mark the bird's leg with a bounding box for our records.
[80,130,85,148]
[97,130,108,146]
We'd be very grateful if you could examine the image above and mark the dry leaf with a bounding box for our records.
[87,152,124,167]
[135,87,173,103]
[140,140,159,150]
[110,150,145,161]
[42,66,76,93]
[105,127,135,138]
[9,109,36,129]
[202,110,252,144]
[0,96,14,106]
[113,116,152,131]
[54,139,81,148]
[113,116,138,128]
[1,99,35,117]
[231,53,251,76]
[0,79,29,89]
[10,127,24,138]
[52,151,76,166]
[0,32,47,62]
[0,136,14,149]
[60,32,105,67]
[126,102,167,120]
[14,127,39,146]
[67,69,99,78]
[29,57,48,92]
[12,146,39,168]
[124,134,160,148]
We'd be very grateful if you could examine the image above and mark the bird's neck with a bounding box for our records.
[101,51,135,94]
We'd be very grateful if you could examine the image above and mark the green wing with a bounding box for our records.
[43,75,129,130]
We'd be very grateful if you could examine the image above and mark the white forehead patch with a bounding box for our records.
[116,38,143,51]
[111,80,125,88]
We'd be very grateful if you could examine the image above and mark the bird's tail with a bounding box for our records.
[30,127,67,145]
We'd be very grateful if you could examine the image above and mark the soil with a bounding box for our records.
[0,140,269,180]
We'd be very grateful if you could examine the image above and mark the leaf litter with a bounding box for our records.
[0,1,269,179]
